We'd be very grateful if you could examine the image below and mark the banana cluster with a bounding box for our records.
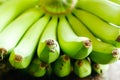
[0,0,120,79]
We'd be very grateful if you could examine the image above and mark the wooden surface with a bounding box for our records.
[0,60,120,80]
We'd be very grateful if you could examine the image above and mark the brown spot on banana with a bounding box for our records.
[83,40,92,48]
[14,55,22,62]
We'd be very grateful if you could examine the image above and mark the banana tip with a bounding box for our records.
[0,48,7,61]
[83,40,92,48]
[112,49,120,58]
[14,55,22,62]
[46,39,57,52]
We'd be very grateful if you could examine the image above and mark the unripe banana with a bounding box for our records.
[92,63,109,75]
[73,58,92,78]
[66,13,120,64]
[76,0,120,25]
[73,9,120,47]
[9,14,50,69]
[37,16,60,64]
[58,15,92,59]
[27,58,47,77]
[0,0,39,32]
[52,54,71,77]
[0,8,43,60]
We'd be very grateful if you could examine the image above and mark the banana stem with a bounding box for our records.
[40,0,78,15]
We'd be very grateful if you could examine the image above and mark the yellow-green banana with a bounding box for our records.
[66,13,120,64]
[0,8,43,60]
[58,15,92,59]
[76,0,120,25]
[37,16,60,64]
[9,14,50,69]
[73,58,92,78]
[52,54,71,77]
[73,9,120,47]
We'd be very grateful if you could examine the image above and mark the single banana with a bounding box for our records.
[0,8,43,60]
[27,58,47,77]
[76,0,120,25]
[52,54,71,77]
[73,9,120,47]
[9,14,50,69]
[66,13,120,64]
[92,63,109,75]
[37,16,60,64]
[58,15,92,59]
[73,58,92,78]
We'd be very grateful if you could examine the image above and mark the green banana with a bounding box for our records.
[27,58,47,77]
[73,58,92,78]
[73,9,120,47]
[92,63,109,75]
[0,8,43,60]
[9,14,50,69]
[66,13,120,64]
[58,15,92,59]
[0,0,39,32]
[37,16,60,64]
[52,54,71,77]
[76,0,120,25]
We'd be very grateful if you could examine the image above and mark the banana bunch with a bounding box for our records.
[0,0,120,79]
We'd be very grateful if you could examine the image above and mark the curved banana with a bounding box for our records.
[76,0,120,25]
[66,13,120,64]
[73,9,120,47]
[37,16,60,64]
[58,15,92,59]
[73,58,92,78]
[27,58,47,77]
[52,54,71,77]
[0,8,43,60]
[9,14,50,69]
